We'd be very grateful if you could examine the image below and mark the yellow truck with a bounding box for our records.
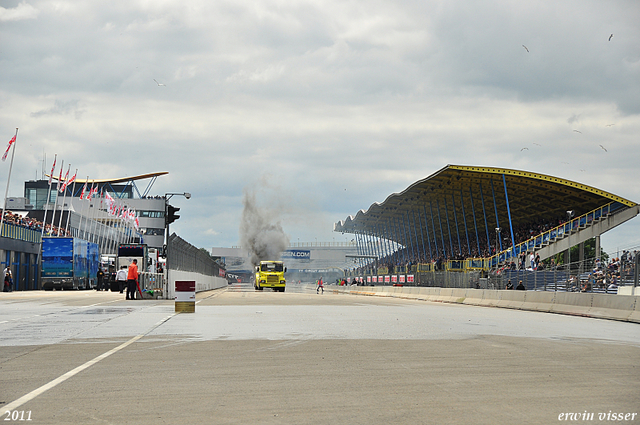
[254,260,287,292]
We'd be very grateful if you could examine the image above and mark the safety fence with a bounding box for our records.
[167,233,222,277]
[138,272,166,295]
[345,256,638,294]
[0,222,41,243]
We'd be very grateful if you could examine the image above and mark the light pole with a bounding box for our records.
[164,192,191,299]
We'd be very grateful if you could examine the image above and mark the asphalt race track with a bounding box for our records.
[1,284,639,424]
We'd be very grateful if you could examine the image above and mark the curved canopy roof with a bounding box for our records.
[55,171,169,184]
[334,165,636,255]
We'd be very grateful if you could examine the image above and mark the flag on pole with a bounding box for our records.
[59,166,70,193]
[105,191,115,212]
[86,181,97,201]
[2,135,16,162]
[48,155,57,185]
[61,170,76,192]
[79,181,87,200]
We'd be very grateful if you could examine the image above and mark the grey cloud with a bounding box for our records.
[30,99,84,119]
[0,1,38,22]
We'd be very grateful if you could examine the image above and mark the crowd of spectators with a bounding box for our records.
[350,216,569,275]
[1,210,68,236]
[581,251,639,292]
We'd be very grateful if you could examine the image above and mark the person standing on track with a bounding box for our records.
[116,266,127,293]
[96,267,105,291]
[126,259,138,300]
[317,276,324,294]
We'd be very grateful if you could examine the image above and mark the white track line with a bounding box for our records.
[2,312,177,411]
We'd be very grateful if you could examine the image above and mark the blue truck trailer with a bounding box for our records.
[41,237,100,290]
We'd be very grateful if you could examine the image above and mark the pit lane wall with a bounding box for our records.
[167,270,227,300]
[331,286,640,323]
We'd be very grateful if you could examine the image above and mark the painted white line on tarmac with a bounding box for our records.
[2,312,178,411]
[0,298,122,325]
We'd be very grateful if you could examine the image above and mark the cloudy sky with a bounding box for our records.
[1,0,639,256]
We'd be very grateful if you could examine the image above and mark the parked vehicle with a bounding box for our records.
[41,237,99,290]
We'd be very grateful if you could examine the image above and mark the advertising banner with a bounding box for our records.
[281,250,311,260]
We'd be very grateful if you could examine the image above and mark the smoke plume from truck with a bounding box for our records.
[239,181,290,267]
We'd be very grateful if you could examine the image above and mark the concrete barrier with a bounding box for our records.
[402,286,421,300]
[415,287,439,302]
[435,288,454,303]
[478,290,501,307]
[338,285,637,322]
[550,292,593,317]
[521,291,556,312]
[629,297,640,324]
[496,290,526,309]
[450,288,467,304]
[463,289,484,306]
[588,293,636,321]
[167,270,226,300]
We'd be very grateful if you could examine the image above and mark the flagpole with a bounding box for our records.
[97,189,106,251]
[57,164,70,236]
[83,180,92,241]
[64,169,78,236]
[87,180,96,243]
[52,160,63,236]
[0,128,18,237]
[91,181,98,244]
[41,154,57,239]
[78,177,89,240]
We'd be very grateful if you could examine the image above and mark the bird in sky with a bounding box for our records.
[573,130,582,133]
[606,124,615,127]
[153,79,166,87]
[609,34,613,41]
[522,45,529,52]
[520,147,528,151]
[599,144,608,152]
[533,143,541,146]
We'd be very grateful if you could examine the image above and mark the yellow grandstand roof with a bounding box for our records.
[334,165,636,242]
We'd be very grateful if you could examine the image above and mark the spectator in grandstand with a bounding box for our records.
[519,252,526,270]
[529,252,535,269]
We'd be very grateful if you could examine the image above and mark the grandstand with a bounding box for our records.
[334,165,639,284]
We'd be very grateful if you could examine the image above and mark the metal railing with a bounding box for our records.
[344,255,638,293]
[487,202,621,267]
[0,222,41,243]
[138,272,166,296]
[168,233,222,276]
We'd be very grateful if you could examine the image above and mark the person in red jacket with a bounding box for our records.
[126,259,138,300]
